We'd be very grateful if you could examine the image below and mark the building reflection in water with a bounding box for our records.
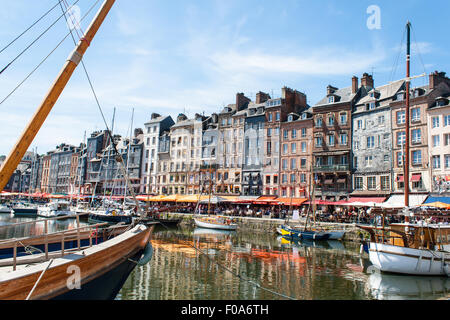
[118,226,374,300]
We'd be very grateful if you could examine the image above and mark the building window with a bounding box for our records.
[412,129,421,144]
[291,158,296,170]
[267,128,272,137]
[367,136,375,148]
[268,113,273,122]
[396,110,406,124]
[368,102,376,110]
[328,116,335,126]
[301,142,306,153]
[340,155,348,165]
[316,117,323,127]
[367,177,376,190]
[340,133,348,145]
[301,128,306,137]
[432,116,440,128]
[353,156,358,169]
[433,135,440,147]
[378,115,385,124]
[327,156,334,166]
[290,174,296,183]
[397,152,403,167]
[291,143,297,154]
[328,135,335,146]
[354,177,363,190]
[396,131,405,146]
[411,108,420,122]
[445,155,450,168]
[315,137,323,147]
[357,120,363,129]
[292,129,297,139]
[412,150,422,165]
[275,112,280,121]
[300,158,307,168]
[328,96,334,103]
[445,115,450,126]
[340,113,347,124]
[432,155,441,169]
[283,130,288,139]
[282,144,288,154]
[282,174,287,183]
[445,134,450,146]
[381,176,390,191]
[282,159,288,170]
[365,156,373,167]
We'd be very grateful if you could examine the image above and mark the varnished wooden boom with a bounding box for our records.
[0,0,116,191]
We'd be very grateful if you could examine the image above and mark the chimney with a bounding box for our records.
[134,128,143,137]
[177,113,187,122]
[361,73,374,89]
[151,113,161,120]
[236,93,251,111]
[429,71,449,90]
[255,91,271,104]
[327,85,338,95]
[352,76,358,94]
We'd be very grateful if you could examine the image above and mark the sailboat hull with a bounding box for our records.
[0,224,153,300]
[194,218,237,230]
[369,242,450,276]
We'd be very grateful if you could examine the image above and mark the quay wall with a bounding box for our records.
[159,213,369,242]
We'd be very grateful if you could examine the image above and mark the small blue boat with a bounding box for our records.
[280,225,330,241]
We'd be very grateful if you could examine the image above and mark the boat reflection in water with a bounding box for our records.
[366,270,450,300]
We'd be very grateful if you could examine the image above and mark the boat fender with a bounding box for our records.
[137,242,153,266]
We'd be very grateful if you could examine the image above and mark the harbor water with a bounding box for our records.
[1,214,449,300]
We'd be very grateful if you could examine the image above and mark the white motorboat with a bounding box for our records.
[37,201,76,218]
[194,216,238,231]
[0,204,12,214]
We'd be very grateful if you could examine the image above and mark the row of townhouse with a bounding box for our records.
[8,70,450,199]
[140,71,450,199]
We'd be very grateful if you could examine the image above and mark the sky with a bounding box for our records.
[0,0,449,156]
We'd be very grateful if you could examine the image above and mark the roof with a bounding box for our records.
[144,115,171,125]
[355,80,404,105]
[314,86,356,107]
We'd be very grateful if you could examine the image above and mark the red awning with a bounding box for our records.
[446,176,450,182]
[396,175,404,182]
[276,198,308,206]
[348,197,386,203]
[252,196,280,205]
[411,174,422,182]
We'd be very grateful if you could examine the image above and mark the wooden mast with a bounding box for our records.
[0,0,116,192]
[404,21,411,222]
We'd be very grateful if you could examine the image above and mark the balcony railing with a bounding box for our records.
[313,164,349,172]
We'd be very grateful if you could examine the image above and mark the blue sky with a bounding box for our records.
[0,0,449,155]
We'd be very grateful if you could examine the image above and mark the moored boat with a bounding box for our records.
[0,223,154,300]
[193,216,238,231]
[12,203,38,217]
[37,201,76,219]
[358,222,450,276]
[279,225,330,241]
[88,208,133,225]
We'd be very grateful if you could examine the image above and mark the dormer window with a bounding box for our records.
[328,96,335,103]
[301,113,307,120]
[288,115,293,122]
[396,92,404,101]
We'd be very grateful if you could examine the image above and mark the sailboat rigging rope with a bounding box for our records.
[388,26,406,84]
[0,0,81,76]
[0,0,101,107]
[0,1,63,55]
